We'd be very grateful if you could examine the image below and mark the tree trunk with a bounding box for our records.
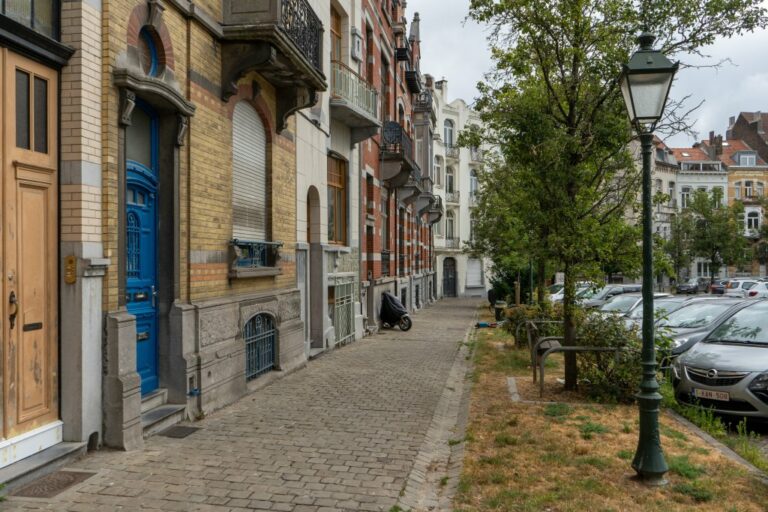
[562,262,578,390]
[537,260,546,305]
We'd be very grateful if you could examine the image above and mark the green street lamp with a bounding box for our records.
[620,32,678,486]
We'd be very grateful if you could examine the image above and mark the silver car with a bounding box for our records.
[673,299,768,419]
[657,297,750,356]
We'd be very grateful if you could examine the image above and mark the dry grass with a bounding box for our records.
[455,308,768,512]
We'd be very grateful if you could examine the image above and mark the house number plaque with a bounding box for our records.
[64,255,77,285]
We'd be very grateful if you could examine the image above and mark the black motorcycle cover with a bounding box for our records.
[380,291,408,325]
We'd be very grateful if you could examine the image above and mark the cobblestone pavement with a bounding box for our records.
[3,298,479,512]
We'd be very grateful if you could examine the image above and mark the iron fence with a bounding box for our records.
[244,314,276,381]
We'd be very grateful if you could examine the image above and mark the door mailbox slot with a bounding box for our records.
[137,331,150,341]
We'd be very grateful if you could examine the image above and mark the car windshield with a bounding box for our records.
[659,302,732,329]
[592,287,616,300]
[628,299,682,320]
[577,287,598,299]
[549,284,564,294]
[599,295,638,312]
[705,302,768,344]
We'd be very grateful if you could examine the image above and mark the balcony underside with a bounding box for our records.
[329,100,381,144]
[416,192,435,214]
[221,34,326,131]
[398,180,422,205]
[381,155,415,188]
[427,207,443,225]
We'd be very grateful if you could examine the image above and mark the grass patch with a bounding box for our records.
[673,482,713,503]
[544,402,573,418]
[494,433,519,447]
[456,308,768,512]
[439,476,449,487]
[448,439,462,446]
[579,421,609,440]
[667,455,706,479]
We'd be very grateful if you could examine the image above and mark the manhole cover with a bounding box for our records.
[158,425,200,438]
[11,470,95,498]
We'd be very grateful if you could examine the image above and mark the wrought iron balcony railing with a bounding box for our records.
[470,147,483,162]
[382,121,413,159]
[445,190,460,204]
[469,192,479,207]
[229,239,283,278]
[444,237,461,249]
[414,90,432,112]
[446,145,460,159]
[279,0,322,71]
[331,60,379,120]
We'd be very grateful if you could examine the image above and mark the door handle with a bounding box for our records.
[9,291,18,330]
[151,285,158,308]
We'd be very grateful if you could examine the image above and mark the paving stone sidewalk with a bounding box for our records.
[3,298,479,512]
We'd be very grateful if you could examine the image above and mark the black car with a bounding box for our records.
[675,278,700,295]
[709,280,728,295]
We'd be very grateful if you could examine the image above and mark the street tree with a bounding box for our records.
[688,188,747,282]
[467,0,767,389]
[664,211,694,281]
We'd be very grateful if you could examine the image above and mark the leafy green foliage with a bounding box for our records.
[579,421,610,440]
[466,0,767,391]
[673,482,713,503]
[668,455,706,479]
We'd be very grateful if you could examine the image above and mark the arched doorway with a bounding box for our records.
[443,257,457,297]
[307,186,324,349]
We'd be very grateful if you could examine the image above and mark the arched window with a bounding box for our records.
[446,167,455,193]
[444,120,454,146]
[232,101,268,240]
[243,313,276,380]
[446,210,455,239]
[434,156,442,186]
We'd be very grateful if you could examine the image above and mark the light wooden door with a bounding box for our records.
[2,50,59,439]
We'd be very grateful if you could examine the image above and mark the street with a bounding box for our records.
[3,299,478,512]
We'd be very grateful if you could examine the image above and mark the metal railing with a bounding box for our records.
[446,145,460,159]
[381,121,414,160]
[244,313,276,381]
[444,237,461,249]
[469,192,479,207]
[230,239,283,269]
[470,147,483,162]
[445,190,460,204]
[280,0,323,71]
[331,61,378,119]
[414,90,432,112]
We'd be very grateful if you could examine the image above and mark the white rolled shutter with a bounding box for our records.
[232,101,268,240]
[467,259,483,287]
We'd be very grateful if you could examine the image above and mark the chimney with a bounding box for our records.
[409,12,420,42]
[424,73,434,89]
[715,135,723,156]
[757,111,765,134]
[709,131,715,145]
[729,116,736,126]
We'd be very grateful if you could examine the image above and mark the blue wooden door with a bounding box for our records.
[126,102,159,395]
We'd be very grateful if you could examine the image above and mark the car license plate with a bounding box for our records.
[693,388,730,402]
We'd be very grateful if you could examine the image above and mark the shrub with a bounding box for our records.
[575,312,642,403]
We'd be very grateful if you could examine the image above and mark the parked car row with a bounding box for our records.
[596,293,768,420]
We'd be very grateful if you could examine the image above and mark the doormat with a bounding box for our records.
[11,470,96,498]
[158,425,200,438]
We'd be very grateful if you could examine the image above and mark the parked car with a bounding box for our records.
[709,280,728,295]
[673,299,768,419]
[747,282,768,298]
[659,297,751,356]
[675,278,701,295]
[582,284,642,309]
[724,279,759,298]
[550,281,593,303]
[598,292,670,317]
[624,295,693,329]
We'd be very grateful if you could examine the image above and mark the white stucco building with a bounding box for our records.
[430,79,491,298]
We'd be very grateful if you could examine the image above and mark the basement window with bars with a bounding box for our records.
[243,313,276,381]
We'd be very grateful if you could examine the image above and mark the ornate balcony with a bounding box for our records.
[468,192,479,207]
[405,69,422,94]
[229,239,283,278]
[381,121,418,188]
[470,147,483,162]
[444,190,460,204]
[398,174,423,205]
[446,145,460,160]
[221,0,327,131]
[444,237,461,249]
[330,61,381,143]
[413,90,432,112]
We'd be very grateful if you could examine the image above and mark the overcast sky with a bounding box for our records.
[407,0,768,149]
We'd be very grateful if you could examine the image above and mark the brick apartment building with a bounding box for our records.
[359,1,442,328]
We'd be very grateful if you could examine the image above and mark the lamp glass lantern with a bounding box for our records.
[620,33,679,131]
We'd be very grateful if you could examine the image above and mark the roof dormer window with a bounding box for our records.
[740,152,757,166]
